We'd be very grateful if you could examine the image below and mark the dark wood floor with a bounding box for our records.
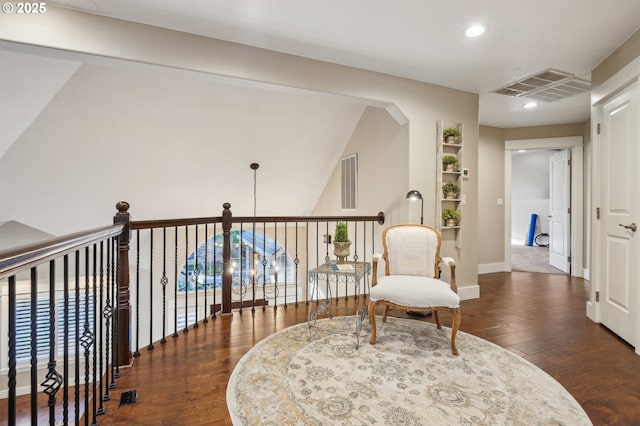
[10,272,640,425]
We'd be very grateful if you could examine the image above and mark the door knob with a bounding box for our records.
[619,223,638,232]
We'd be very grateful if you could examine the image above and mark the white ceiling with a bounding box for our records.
[46,0,640,128]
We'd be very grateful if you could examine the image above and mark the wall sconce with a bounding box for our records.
[406,190,424,224]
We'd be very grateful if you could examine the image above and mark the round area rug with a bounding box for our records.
[226,316,592,425]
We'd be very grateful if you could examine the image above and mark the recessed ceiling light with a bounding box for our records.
[465,25,486,38]
[523,101,538,109]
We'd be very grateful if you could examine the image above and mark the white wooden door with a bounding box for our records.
[598,83,640,346]
[549,150,570,272]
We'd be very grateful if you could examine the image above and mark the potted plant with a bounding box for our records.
[442,209,461,227]
[443,127,461,143]
[442,181,460,199]
[333,222,351,262]
[442,155,459,171]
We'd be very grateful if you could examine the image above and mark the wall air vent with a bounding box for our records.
[492,69,590,102]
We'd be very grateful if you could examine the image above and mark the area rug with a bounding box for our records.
[227,316,592,425]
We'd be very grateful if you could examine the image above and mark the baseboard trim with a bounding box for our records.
[586,300,597,322]
[478,263,506,274]
[458,284,480,300]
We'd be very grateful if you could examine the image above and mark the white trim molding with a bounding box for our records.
[458,284,480,301]
[478,263,507,274]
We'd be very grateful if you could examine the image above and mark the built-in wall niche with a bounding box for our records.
[436,121,463,248]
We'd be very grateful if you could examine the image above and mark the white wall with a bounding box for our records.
[313,106,409,222]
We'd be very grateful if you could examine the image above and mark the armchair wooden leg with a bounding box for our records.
[450,308,461,356]
[368,301,377,345]
[434,310,441,329]
[381,305,389,322]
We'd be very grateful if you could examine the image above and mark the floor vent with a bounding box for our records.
[119,390,138,406]
[492,69,590,102]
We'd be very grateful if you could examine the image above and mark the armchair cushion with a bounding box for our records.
[370,275,460,309]
[385,226,438,277]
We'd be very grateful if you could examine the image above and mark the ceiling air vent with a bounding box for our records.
[492,69,590,102]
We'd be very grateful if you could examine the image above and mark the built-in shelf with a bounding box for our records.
[436,120,463,248]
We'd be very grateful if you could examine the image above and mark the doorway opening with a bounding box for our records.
[504,137,584,277]
[510,149,565,274]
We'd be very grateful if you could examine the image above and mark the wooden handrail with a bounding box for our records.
[130,212,385,230]
[229,212,386,225]
[0,224,124,280]
[131,216,224,230]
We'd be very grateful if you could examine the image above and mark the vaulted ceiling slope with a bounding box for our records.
[0,50,81,159]
[0,221,54,251]
[46,0,640,127]
[0,56,367,235]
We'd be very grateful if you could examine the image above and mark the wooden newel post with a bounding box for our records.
[221,203,233,314]
[114,201,132,366]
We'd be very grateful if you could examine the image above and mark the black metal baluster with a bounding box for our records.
[273,224,278,311]
[349,222,359,300]
[363,222,368,294]
[305,222,309,305]
[114,238,121,380]
[183,226,189,332]
[8,275,17,425]
[203,223,209,322]
[30,266,38,425]
[262,223,267,311]
[161,227,168,344]
[43,259,63,426]
[324,222,330,264]
[284,224,288,308]
[91,244,102,425]
[97,241,105,415]
[148,230,155,350]
[193,225,199,328]
[75,252,81,423]
[372,221,375,260]
[103,239,113,402]
[353,222,359,262]
[238,223,244,314]
[134,230,141,357]
[111,239,119,383]
[82,247,94,426]
[212,223,217,319]
[173,227,179,337]
[371,221,375,295]
[295,223,299,307]
[251,222,256,313]
[63,255,69,425]
[319,223,328,303]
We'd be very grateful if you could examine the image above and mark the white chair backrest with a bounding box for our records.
[384,225,439,278]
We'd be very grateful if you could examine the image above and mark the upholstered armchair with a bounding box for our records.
[368,224,461,355]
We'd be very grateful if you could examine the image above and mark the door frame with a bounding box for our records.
[589,53,640,354]
[590,83,640,350]
[503,137,584,277]
[590,78,640,347]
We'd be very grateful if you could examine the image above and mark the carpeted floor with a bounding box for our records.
[511,243,565,274]
[227,316,591,425]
